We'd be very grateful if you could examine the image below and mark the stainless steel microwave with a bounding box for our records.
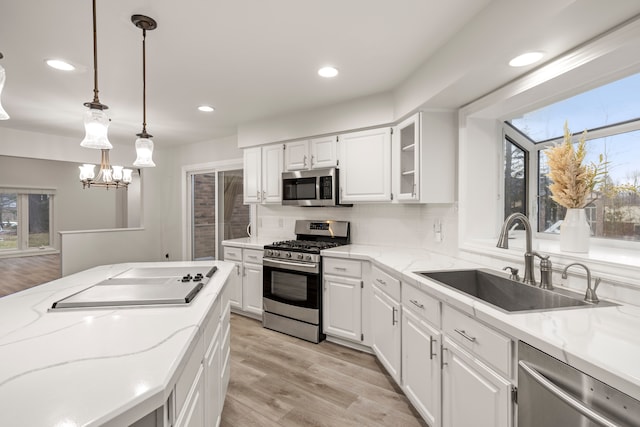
[282,167,349,207]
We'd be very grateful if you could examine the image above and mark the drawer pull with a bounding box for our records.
[410,299,424,309]
[333,267,347,271]
[429,336,437,360]
[454,329,477,343]
[227,252,236,256]
[235,265,240,275]
[248,255,258,259]
[376,278,387,285]
[392,307,398,325]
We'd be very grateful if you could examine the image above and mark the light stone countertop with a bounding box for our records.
[221,237,272,250]
[0,260,232,427]
[321,244,640,402]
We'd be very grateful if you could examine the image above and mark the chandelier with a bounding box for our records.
[132,14,157,168]
[0,52,9,120]
[78,0,131,189]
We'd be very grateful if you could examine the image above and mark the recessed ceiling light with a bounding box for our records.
[45,59,76,71]
[198,105,215,112]
[318,66,338,78]
[508,52,544,67]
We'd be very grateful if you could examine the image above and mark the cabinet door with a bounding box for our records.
[442,338,511,427]
[243,263,263,316]
[323,274,362,342]
[310,136,338,169]
[371,284,401,383]
[284,140,309,171]
[402,308,441,427]
[243,147,262,203]
[204,325,221,427]
[339,127,391,202]
[261,144,284,203]
[175,364,205,427]
[393,113,421,201]
[224,260,242,310]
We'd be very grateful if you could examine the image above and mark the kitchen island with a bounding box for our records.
[0,260,232,427]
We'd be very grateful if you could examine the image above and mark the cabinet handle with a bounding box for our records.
[412,183,416,198]
[429,336,437,360]
[310,155,315,167]
[392,307,398,325]
[454,329,477,342]
[248,255,257,259]
[262,190,266,200]
[376,278,387,286]
[441,346,448,368]
[242,266,246,277]
[303,155,307,167]
[256,190,260,201]
[410,299,424,309]
[333,266,347,271]
[235,264,240,275]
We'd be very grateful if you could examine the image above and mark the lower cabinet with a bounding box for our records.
[402,307,441,427]
[323,273,362,342]
[223,245,263,319]
[441,337,511,427]
[175,364,205,427]
[371,283,401,383]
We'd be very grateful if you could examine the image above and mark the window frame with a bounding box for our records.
[0,188,55,255]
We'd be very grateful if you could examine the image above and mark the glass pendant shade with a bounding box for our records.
[81,108,112,149]
[0,64,9,120]
[79,164,96,180]
[133,136,156,167]
[122,168,133,183]
[112,165,124,181]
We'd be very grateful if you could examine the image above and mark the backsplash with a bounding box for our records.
[256,203,459,256]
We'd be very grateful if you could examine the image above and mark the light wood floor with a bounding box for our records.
[221,314,428,427]
[0,254,61,297]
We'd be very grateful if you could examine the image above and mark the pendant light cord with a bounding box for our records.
[141,28,147,134]
[91,0,100,105]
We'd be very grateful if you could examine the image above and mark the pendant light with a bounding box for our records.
[79,149,133,189]
[132,14,157,167]
[0,53,9,120]
[80,0,112,150]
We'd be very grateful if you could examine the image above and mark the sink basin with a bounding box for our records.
[415,269,616,313]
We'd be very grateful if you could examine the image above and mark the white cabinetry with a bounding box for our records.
[441,305,513,427]
[243,144,283,204]
[392,111,455,203]
[223,245,263,319]
[401,283,442,427]
[339,127,392,202]
[442,337,511,427]
[370,266,401,383]
[284,136,338,171]
[323,258,368,345]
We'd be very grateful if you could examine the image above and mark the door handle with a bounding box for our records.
[303,155,307,167]
[310,155,315,167]
[392,307,398,325]
[519,361,619,427]
[429,336,437,360]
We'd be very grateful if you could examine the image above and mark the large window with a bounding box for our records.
[505,71,640,243]
[504,136,528,220]
[0,190,53,252]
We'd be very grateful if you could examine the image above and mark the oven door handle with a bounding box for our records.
[518,361,619,427]
[263,258,320,274]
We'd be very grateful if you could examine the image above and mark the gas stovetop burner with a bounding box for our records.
[267,239,342,253]
[263,220,350,263]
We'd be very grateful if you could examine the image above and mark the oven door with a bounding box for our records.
[263,258,320,309]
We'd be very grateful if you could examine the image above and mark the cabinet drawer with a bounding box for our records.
[323,258,362,278]
[442,305,511,377]
[371,265,400,301]
[243,249,263,264]
[175,333,204,417]
[402,283,440,328]
[223,246,242,261]
[203,299,222,351]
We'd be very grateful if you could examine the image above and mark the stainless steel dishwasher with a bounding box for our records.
[518,341,640,427]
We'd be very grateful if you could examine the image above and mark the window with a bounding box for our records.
[506,71,640,243]
[0,190,53,252]
[504,136,528,220]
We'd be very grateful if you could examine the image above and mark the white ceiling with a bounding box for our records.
[1,0,640,148]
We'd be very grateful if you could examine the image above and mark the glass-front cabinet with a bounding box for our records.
[393,113,421,201]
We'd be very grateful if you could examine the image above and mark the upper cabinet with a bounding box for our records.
[243,144,283,204]
[284,136,338,171]
[392,111,455,204]
[339,127,392,203]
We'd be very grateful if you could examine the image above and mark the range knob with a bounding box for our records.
[265,249,273,257]
[305,254,312,261]
[273,250,280,257]
[296,253,304,260]
[284,252,292,258]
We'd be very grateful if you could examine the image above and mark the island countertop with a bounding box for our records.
[0,260,232,427]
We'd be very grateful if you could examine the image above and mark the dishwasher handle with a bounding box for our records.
[518,361,619,427]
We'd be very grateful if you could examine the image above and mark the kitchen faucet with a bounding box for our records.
[497,212,552,288]
[561,263,601,303]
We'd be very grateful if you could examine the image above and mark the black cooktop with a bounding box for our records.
[265,239,343,253]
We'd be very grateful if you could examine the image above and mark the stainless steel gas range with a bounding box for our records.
[262,220,350,343]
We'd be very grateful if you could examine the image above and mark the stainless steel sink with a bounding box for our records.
[415,269,617,313]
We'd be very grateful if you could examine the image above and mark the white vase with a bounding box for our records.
[560,208,591,253]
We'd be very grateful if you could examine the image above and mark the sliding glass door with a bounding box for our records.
[189,168,248,260]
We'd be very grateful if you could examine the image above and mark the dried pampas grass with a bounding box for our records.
[545,122,604,209]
